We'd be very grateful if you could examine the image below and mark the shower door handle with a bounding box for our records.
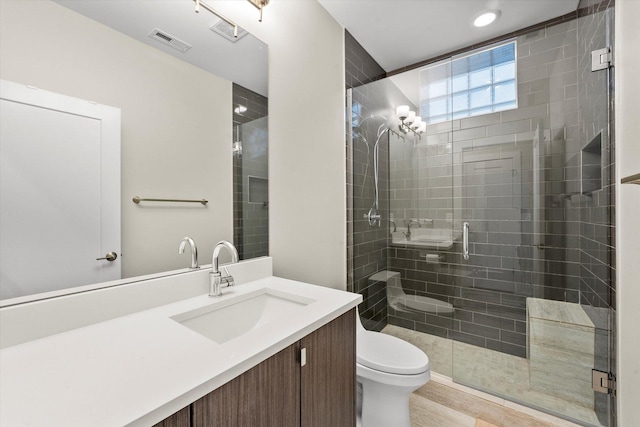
[463,222,470,260]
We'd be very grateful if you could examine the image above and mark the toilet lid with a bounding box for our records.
[357,331,429,375]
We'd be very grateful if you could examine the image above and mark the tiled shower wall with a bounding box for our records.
[387,19,584,358]
[576,3,616,425]
[232,84,268,260]
[346,30,389,331]
[576,5,615,311]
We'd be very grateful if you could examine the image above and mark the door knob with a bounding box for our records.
[96,252,118,262]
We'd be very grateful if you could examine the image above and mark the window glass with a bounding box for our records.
[419,41,517,124]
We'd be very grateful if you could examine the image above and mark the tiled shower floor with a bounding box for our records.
[383,325,603,426]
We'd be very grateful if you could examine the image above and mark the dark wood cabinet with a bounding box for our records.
[157,309,355,427]
[301,309,356,427]
[192,343,300,427]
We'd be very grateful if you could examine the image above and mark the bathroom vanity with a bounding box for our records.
[0,257,361,426]
[158,310,355,427]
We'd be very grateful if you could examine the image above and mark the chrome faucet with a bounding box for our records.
[178,237,199,269]
[209,240,239,297]
[404,219,421,240]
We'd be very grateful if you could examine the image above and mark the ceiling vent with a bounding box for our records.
[148,28,192,53]
[209,18,248,43]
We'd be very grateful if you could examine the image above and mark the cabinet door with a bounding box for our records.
[301,309,356,427]
[192,342,300,426]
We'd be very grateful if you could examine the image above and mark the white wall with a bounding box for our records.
[213,1,347,290]
[615,0,640,424]
[0,1,233,278]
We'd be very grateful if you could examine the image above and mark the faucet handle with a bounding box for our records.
[221,267,235,287]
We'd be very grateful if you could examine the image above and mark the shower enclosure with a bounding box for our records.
[348,5,615,426]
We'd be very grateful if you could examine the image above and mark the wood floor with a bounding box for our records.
[410,379,581,427]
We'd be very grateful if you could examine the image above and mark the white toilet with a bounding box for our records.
[356,312,430,427]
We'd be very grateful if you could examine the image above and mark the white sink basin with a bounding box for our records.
[171,288,316,344]
[391,228,460,249]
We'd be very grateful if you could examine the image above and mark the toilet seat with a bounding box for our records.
[357,331,429,375]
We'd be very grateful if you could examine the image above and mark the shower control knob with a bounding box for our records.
[363,213,381,220]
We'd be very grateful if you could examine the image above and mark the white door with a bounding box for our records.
[0,80,121,300]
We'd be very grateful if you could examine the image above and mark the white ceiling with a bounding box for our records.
[54,0,268,96]
[319,0,579,72]
[52,0,581,98]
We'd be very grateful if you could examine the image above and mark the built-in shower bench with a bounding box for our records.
[526,298,595,409]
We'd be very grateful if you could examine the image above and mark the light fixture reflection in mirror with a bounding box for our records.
[246,0,270,22]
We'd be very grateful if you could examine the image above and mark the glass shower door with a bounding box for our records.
[450,11,614,426]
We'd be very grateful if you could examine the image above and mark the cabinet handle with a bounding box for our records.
[301,347,307,367]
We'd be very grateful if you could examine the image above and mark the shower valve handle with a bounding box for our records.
[363,213,381,219]
[363,212,382,226]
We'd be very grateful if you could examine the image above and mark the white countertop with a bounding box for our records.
[0,276,361,426]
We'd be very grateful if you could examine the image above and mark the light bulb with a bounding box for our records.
[418,122,427,134]
[473,10,501,27]
[234,104,248,114]
[405,111,416,125]
[396,105,409,121]
[412,117,422,130]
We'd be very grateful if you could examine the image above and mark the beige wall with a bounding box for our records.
[615,0,640,424]
[214,1,347,290]
[0,1,233,278]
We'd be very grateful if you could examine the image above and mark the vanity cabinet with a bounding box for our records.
[192,343,300,426]
[155,309,356,427]
[300,309,356,427]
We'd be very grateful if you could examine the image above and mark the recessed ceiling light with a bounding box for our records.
[473,10,501,27]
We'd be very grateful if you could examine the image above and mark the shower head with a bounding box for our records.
[356,114,388,129]
[354,114,389,139]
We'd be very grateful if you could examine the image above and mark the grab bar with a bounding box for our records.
[133,196,208,205]
[463,222,470,260]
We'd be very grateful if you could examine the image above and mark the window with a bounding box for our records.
[420,41,517,124]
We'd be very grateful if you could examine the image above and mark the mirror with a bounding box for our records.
[0,0,268,302]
